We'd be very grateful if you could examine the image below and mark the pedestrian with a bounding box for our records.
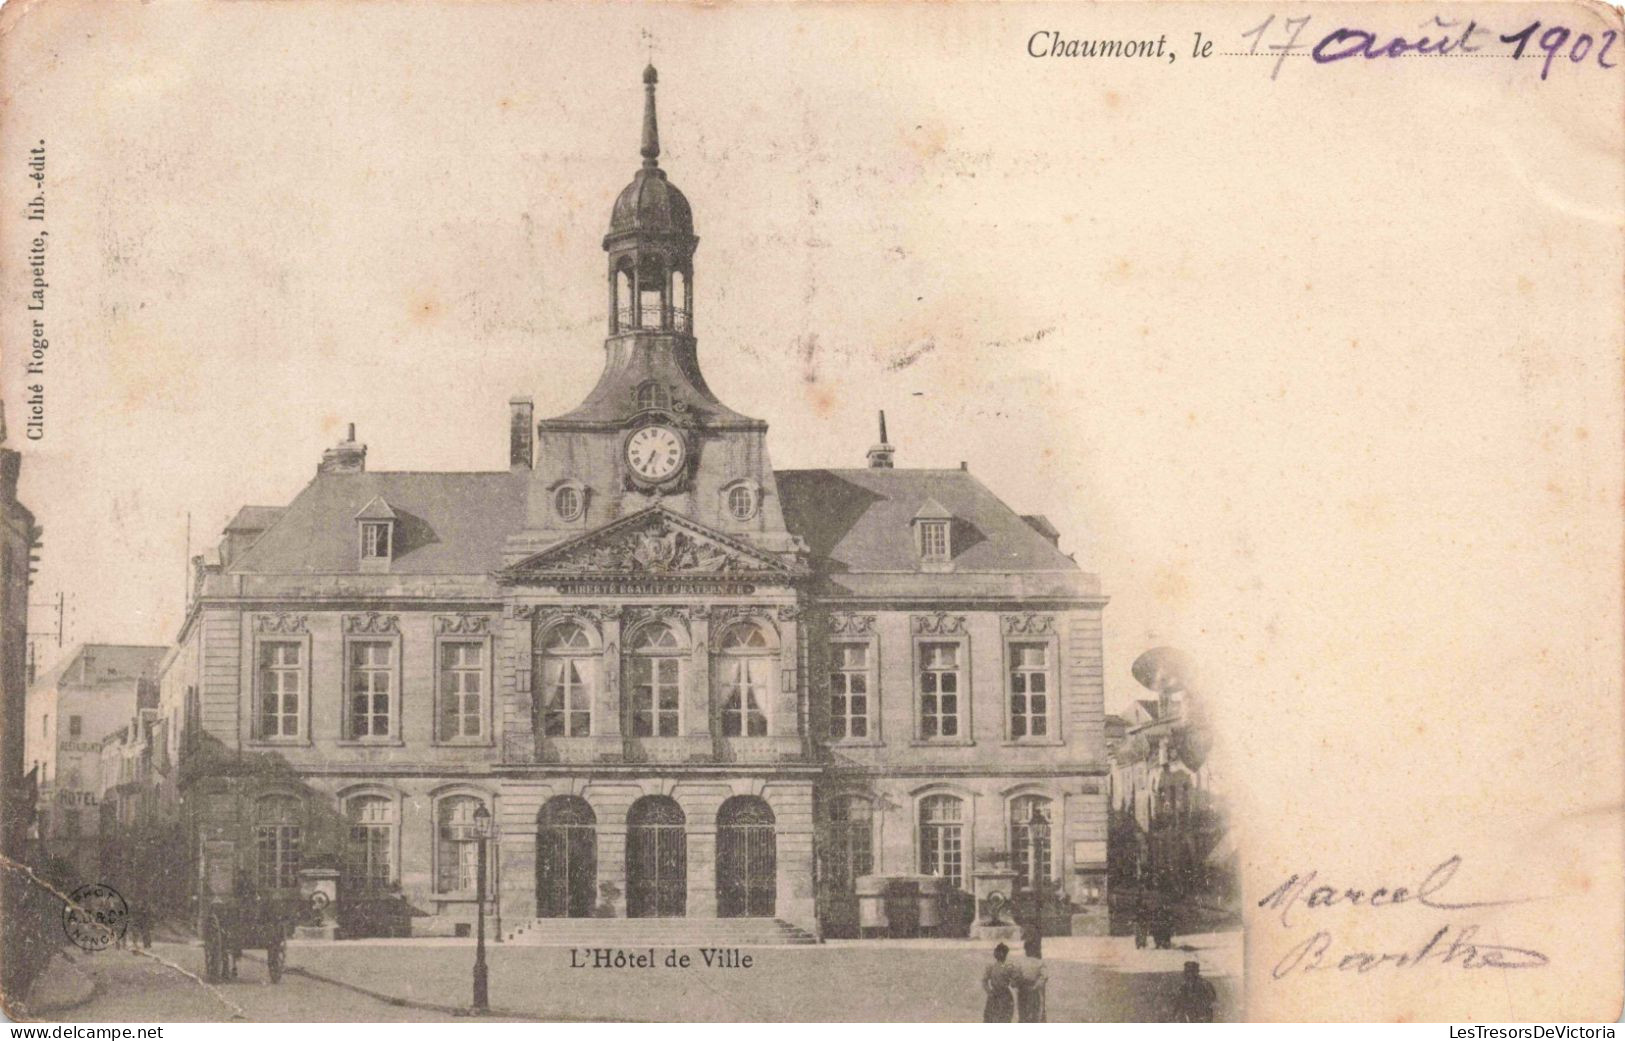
[1011,947,1048,1022]
[981,943,1016,1022]
[1150,896,1175,950]
[1132,891,1148,949]
[1171,961,1217,1022]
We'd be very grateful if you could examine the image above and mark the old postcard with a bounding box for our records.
[1,0,1620,1025]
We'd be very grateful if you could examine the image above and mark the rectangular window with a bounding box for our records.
[630,657,681,737]
[360,522,392,559]
[918,642,962,739]
[829,642,871,740]
[69,715,82,737]
[439,641,487,741]
[257,641,304,739]
[256,825,303,889]
[347,640,394,739]
[920,520,949,560]
[540,656,593,738]
[1008,642,1052,739]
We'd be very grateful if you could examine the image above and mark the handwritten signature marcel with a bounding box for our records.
[1261,855,1548,980]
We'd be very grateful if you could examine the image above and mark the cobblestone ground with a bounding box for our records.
[32,931,1240,1023]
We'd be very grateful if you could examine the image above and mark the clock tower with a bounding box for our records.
[509,65,802,563]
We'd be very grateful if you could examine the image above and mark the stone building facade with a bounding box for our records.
[22,643,165,881]
[165,66,1108,938]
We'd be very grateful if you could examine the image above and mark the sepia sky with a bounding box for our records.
[4,0,1622,813]
[5,0,1623,1017]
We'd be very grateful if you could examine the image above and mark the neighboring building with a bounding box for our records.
[167,66,1109,939]
[1,403,40,852]
[1106,649,1226,902]
[23,644,165,880]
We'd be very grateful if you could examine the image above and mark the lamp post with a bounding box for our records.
[1029,808,1050,959]
[472,803,491,1013]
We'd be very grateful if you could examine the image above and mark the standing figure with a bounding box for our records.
[1172,961,1217,1022]
[981,943,1015,1023]
[1132,891,1149,949]
[1012,949,1048,1022]
[1150,896,1175,950]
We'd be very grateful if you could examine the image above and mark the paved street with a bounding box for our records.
[39,931,1240,1022]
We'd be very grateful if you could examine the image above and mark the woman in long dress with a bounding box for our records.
[982,943,1016,1022]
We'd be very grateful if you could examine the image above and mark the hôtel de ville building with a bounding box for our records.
[162,66,1110,942]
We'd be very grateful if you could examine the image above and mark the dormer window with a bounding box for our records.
[912,497,954,565]
[919,520,949,560]
[723,480,760,522]
[361,522,392,560]
[554,483,585,523]
[635,381,671,412]
[355,497,398,569]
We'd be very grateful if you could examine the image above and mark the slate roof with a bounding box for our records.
[224,506,285,532]
[228,471,527,574]
[774,468,1081,574]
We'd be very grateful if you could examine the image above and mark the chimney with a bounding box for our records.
[319,422,367,474]
[509,397,534,470]
[866,410,896,469]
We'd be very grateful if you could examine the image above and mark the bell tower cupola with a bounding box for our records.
[605,65,697,338]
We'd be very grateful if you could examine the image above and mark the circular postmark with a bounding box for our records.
[62,883,129,951]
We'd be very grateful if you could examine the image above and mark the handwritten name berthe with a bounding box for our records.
[1261,855,1549,979]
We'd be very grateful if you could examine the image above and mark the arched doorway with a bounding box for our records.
[536,797,596,918]
[717,796,776,918]
[626,796,686,917]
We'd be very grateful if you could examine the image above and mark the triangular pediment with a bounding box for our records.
[501,506,797,581]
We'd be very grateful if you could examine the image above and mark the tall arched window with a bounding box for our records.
[436,794,489,894]
[715,622,773,737]
[344,794,395,892]
[255,794,303,890]
[1010,795,1055,884]
[918,794,965,888]
[537,622,596,737]
[672,270,690,331]
[628,623,683,737]
[615,265,634,332]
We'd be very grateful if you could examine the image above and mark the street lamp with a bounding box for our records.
[1029,808,1051,959]
[471,803,491,1013]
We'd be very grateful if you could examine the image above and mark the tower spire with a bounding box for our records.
[641,64,660,168]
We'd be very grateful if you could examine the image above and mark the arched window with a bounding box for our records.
[344,794,395,892]
[1010,795,1055,884]
[537,622,596,738]
[822,795,873,894]
[635,381,670,412]
[628,623,683,737]
[727,484,757,521]
[255,794,303,890]
[918,794,965,888]
[672,270,690,331]
[436,794,489,894]
[638,257,667,329]
[615,265,634,333]
[715,622,772,737]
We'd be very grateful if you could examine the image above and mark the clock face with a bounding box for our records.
[625,425,686,482]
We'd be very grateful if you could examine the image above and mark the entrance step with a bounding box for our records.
[505,916,818,946]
